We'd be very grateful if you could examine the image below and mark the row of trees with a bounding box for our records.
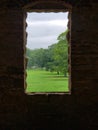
[26,30,68,76]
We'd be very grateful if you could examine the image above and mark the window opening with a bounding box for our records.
[25,12,70,93]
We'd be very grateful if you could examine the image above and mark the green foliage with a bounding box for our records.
[26,48,34,68]
[53,30,68,76]
[26,30,68,76]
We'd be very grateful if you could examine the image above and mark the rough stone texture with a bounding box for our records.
[0,0,98,130]
[0,8,28,129]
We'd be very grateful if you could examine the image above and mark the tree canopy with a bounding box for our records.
[26,30,68,76]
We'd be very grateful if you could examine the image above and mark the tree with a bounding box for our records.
[26,30,68,76]
[52,30,68,76]
[26,48,34,69]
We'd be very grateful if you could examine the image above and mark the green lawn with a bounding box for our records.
[26,69,69,93]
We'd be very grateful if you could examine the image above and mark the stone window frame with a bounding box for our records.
[23,0,72,95]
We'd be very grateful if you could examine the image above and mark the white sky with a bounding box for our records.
[26,12,68,49]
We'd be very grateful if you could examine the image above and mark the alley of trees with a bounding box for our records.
[26,30,68,76]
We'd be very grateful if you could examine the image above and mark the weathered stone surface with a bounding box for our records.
[0,0,98,130]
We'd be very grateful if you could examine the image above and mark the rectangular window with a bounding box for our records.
[25,12,70,94]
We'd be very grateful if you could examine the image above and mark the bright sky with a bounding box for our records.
[26,12,68,49]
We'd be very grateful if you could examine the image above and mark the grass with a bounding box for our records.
[26,69,69,93]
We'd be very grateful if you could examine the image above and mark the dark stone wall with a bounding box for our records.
[0,1,98,130]
[0,9,28,129]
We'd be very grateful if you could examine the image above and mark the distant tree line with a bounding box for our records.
[26,30,68,76]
